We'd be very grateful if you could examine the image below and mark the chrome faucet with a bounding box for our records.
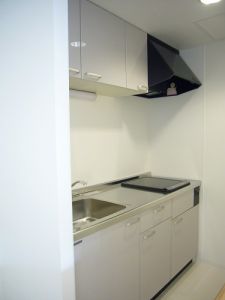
[71,180,87,188]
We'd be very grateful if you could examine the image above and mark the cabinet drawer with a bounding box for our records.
[172,190,194,218]
[140,201,171,232]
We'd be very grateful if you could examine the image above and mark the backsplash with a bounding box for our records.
[70,90,151,186]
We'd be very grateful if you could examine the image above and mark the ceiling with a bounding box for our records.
[90,0,225,49]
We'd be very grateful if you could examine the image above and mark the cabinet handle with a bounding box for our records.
[69,68,80,76]
[143,230,156,240]
[74,240,82,246]
[126,217,140,227]
[84,72,102,80]
[174,217,183,225]
[137,84,148,91]
[154,205,165,214]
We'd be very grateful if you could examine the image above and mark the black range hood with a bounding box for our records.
[137,35,201,99]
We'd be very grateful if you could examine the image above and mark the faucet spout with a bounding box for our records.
[71,180,87,188]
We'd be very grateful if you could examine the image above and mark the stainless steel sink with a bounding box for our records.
[73,198,126,228]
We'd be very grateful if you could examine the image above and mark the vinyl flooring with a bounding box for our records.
[156,261,225,300]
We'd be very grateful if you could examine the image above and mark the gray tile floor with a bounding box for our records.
[156,261,225,300]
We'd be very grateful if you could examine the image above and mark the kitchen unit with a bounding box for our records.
[73,176,200,300]
[68,1,206,299]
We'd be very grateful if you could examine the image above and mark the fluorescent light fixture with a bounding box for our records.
[69,90,96,101]
[200,0,222,5]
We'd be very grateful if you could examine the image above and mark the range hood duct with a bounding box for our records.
[137,35,201,99]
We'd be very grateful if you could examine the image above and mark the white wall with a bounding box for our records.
[146,42,225,268]
[201,40,225,267]
[70,90,152,186]
[147,46,204,180]
[0,1,75,300]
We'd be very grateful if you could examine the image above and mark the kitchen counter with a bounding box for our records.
[72,175,201,241]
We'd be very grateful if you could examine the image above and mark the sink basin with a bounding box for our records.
[73,198,126,228]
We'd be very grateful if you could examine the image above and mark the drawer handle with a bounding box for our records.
[69,68,80,76]
[143,230,156,240]
[137,84,147,91]
[84,72,102,80]
[174,217,183,225]
[154,205,165,214]
[126,217,140,227]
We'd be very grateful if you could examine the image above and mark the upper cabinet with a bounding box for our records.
[81,0,126,88]
[69,0,148,96]
[68,0,81,79]
[125,23,148,92]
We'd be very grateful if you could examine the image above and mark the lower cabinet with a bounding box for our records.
[74,193,199,300]
[140,219,171,300]
[171,205,199,277]
[74,216,140,300]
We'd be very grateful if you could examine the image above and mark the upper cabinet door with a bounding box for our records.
[68,0,81,78]
[81,0,126,87]
[126,23,148,92]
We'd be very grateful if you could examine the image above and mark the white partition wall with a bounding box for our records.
[202,40,225,267]
[0,1,75,299]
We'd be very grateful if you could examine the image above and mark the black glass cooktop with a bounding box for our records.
[121,176,190,194]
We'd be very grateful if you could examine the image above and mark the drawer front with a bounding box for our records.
[140,201,171,232]
[172,190,194,218]
[152,201,171,227]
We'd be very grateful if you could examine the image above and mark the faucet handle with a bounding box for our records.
[71,180,87,188]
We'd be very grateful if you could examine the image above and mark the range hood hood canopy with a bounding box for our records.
[138,35,201,99]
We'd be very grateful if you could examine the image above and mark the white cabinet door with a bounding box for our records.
[74,216,140,300]
[125,23,148,92]
[81,0,126,87]
[171,206,199,278]
[140,219,171,300]
[68,0,81,78]
[73,240,84,300]
[74,232,102,300]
